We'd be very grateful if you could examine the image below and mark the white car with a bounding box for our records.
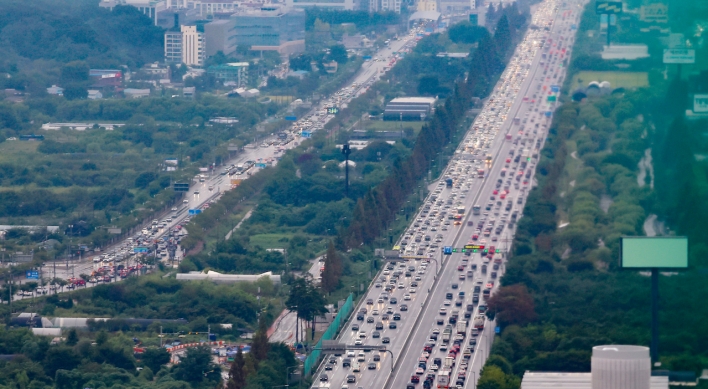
[403,294,412,300]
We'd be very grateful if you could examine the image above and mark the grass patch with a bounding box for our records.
[571,71,649,90]
[249,233,298,249]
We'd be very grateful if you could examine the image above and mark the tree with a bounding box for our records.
[321,241,342,292]
[65,328,79,346]
[226,347,247,389]
[173,345,221,383]
[60,61,89,84]
[251,315,270,362]
[494,14,512,57]
[487,284,537,327]
[63,86,88,100]
[141,347,171,373]
[329,44,348,64]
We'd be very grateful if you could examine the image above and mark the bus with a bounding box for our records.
[472,205,481,215]
[457,206,465,214]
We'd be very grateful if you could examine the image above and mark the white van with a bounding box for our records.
[352,362,361,372]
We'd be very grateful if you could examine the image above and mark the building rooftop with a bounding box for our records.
[521,372,668,389]
[389,97,437,104]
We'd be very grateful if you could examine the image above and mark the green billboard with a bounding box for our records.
[620,237,688,268]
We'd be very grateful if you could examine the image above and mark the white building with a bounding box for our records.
[47,85,64,96]
[181,25,205,66]
[370,0,401,13]
[87,90,103,100]
[124,88,152,98]
[521,345,668,389]
[165,31,183,63]
[176,270,281,284]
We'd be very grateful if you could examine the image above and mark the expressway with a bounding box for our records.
[313,1,584,389]
[23,23,432,298]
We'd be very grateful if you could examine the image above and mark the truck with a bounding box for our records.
[437,369,451,388]
[441,327,452,343]
[456,206,465,215]
[456,320,468,335]
[473,315,485,330]
[520,149,530,168]
[477,169,484,178]
[445,177,453,187]
[472,205,481,215]
[493,253,503,264]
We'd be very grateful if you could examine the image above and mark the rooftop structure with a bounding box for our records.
[285,0,355,10]
[230,6,306,55]
[176,270,281,284]
[384,97,436,121]
[521,345,668,389]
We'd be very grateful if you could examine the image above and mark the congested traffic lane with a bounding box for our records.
[388,0,585,388]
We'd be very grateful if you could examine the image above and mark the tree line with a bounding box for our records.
[341,6,525,247]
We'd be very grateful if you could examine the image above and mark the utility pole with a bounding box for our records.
[342,143,351,196]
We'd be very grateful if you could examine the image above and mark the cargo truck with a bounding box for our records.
[456,320,468,335]
[441,327,452,343]
[473,315,485,330]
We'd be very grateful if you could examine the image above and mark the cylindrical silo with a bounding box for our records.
[592,345,650,389]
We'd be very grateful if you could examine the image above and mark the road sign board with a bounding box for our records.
[321,340,346,354]
[547,95,557,102]
[495,326,500,334]
[174,182,190,192]
[25,270,39,280]
[301,131,312,138]
[255,163,267,168]
[550,85,560,93]
[188,209,202,215]
[443,246,453,255]
[464,244,485,250]
[134,247,149,253]
[694,94,708,113]
[327,107,339,114]
[285,116,297,121]
[595,1,622,14]
[663,48,695,64]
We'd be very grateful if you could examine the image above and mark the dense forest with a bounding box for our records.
[0,0,163,93]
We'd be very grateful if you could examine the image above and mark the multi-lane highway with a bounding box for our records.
[313,1,584,388]
[22,24,432,298]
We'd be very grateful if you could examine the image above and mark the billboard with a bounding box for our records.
[694,94,708,113]
[26,270,39,280]
[596,1,622,14]
[620,237,688,268]
[663,48,695,64]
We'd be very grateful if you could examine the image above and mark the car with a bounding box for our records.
[368,363,376,370]
[451,283,459,289]
[372,309,379,315]
[367,317,374,323]
[347,375,356,383]
[389,322,397,329]
[325,363,334,371]
[411,376,420,384]
[320,374,329,382]
[373,354,381,361]
[400,304,408,311]
[443,300,451,306]
[393,313,401,320]
[390,297,398,304]
[352,324,359,331]
[404,294,412,300]
[372,331,381,338]
[343,358,351,367]
[382,337,390,344]
[416,367,425,375]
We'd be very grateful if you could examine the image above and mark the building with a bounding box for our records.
[181,25,206,66]
[521,345,668,389]
[384,97,436,121]
[87,90,103,100]
[99,0,167,25]
[438,0,477,13]
[183,86,196,98]
[176,270,281,284]
[204,19,237,57]
[417,0,438,12]
[230,6,306,55]
[285,0,355,11]
[165,30,183,63]
[601,44,649,60]
[639,3,668,24]
[41,123,126,131]
[46,85,64,96]
[207,62,249,86]
[370,0,401,13]
[124,88,152,98]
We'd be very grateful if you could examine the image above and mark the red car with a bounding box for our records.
[74,279,86,286]
[472,234,479,241]
[411,375,420,383]
[457,265,464,271]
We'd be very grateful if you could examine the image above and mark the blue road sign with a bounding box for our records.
[545,111,552,117]
[285,116,297,121]
[301,131,312,138]
[188,209,202,215]
[255,163,267,168]
[134,247,149,253]
[443,246,453,255]
[495,326,500,334]
[550,85,560,93]
[26,270,39,280]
